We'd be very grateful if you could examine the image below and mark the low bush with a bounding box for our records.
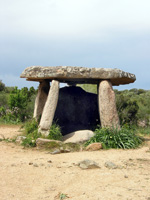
[136,127,150,136]
[85,126,143,149]
[22,119,41,147]
[47,123,62,141]
[22,120,62,147]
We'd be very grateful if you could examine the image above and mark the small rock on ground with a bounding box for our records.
[86,143,103,151]
[78,159,100,169]
[105,161,118,169]
[16,136,26,144]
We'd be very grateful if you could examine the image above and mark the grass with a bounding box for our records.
[21,119,63,147]
[47,123,62,141]
[85,126,143,149]
[136,126,150,136]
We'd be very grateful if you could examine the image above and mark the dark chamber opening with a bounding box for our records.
[54,86,100,135]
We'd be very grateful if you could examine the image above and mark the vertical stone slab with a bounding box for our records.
[98,80,120,128]
[33,80,50,120]
[39,80,59,136]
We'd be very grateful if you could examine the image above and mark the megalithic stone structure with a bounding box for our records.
[38,80,59,136]
[98,80,120,128]
[33,80,50,120]
[20,66,136,135]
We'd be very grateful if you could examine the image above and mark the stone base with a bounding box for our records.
[38,128,49,137]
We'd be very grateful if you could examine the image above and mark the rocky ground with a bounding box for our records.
[0,125,150,200]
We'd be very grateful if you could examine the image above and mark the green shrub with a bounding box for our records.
[136,127,150,135]
[24,119,38,135]
[47,123,62,141]
[0,80,5,91]
[21,137,36,147]
[22,119,41,147]
[22,120,62,147]
[85,126,143,149]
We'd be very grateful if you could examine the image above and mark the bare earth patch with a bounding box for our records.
[0,125,150,200]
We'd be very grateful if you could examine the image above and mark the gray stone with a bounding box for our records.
[36,138,62,149]
[16,136,26,144]
[105,161,118,169]
[33,80,50,120]
[86,143,103,151]
[98,80,120,128]
[54,86,99,135]
[78,159,100,169]
[63,130,95,143]
[20,66,136,86]
[39,80,59,136]
[50,149,61,154]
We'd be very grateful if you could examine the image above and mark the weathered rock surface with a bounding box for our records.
[54,86,99,135]
[77,159,100,169]
[16,136,26,144]
[36,138,62,149]
[33,80,50,120]
[105,161,118,169]
[98,80,120,128]
[63,130,95,143]
[20,66,136,86]
[86,143,103,151]
[39,80,59,136]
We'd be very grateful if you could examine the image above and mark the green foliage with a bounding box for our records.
[85,126,143,149]
[22,120,62,147]
[0,92,9,108]
[24,118,38,135]
[22,119,41,147]
[0,80,5,91]
[77,84,97,94]
[59,193,69,200]
[116,94,139,125]
[115,89,150,126]
[0,87,37,123]
[136,127,150,136]
[21,137,36,147]
[47,123,62,141]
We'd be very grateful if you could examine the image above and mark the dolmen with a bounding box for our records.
[20,66,136,136]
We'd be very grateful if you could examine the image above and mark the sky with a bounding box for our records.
[0,0,150,90]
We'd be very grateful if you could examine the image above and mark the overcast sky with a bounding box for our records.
[0,0,150,90]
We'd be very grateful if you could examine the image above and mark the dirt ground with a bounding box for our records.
[0,125,150,200]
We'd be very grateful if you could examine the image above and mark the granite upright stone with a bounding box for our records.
[98,80,120,128]
[39,80,59,136]
[33,80,50,120]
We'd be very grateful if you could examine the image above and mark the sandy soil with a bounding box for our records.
[0,125,150,200]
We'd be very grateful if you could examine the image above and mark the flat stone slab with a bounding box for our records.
[20,66,136,85]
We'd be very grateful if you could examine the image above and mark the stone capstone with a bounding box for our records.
[63,130,95,143]
[20,66,136,86]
